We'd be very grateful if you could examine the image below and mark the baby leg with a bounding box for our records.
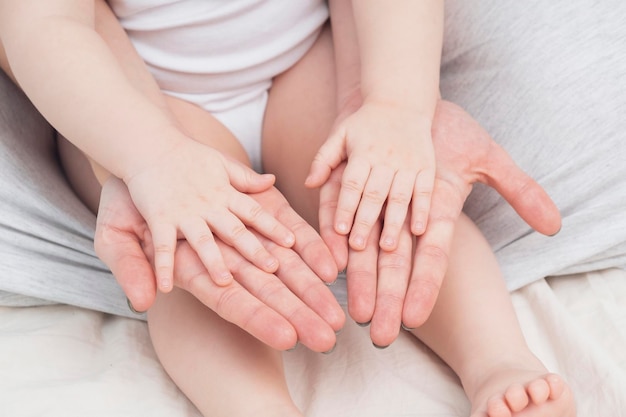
[148,288,302,417]
[141,95,303,416]
[410,213,575,417]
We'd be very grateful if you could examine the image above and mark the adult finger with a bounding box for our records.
[484,143,562,236]
[402,179,462,329]
[95,224,157,313]
[260,189,340,283]
[172,240,299,351]
[346,220,380,326]
[369,218,413,347]
[235,240,343,352]
[94,177,157,312]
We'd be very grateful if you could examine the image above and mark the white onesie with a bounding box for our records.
[108,0,329,171]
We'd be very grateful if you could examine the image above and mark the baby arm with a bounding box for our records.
[0,0,295,291]
[307,0,443,251]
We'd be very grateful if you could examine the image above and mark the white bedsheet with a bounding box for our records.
[1,268,625,416]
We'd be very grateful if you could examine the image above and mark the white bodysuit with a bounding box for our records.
[108,0,329,172]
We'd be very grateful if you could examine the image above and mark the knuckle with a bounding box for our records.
[341,177,363,193]
[256,279,287,303]
[229,223,248,241]
[388,191,411,206]
[153,242,173,255]
[420,243,450,266]
[353,217,374,230]
[246,202,265,222]
[214,286,244,318]
[377,292,406,312]
[379,252,411,272]
[250,244,268,261]
[362,188,386,205]
[193,231,215,247]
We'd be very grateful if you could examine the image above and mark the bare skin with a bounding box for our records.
[1,2,572,416]
[264,24,575,417]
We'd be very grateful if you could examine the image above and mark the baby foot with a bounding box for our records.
[470,371,576,417]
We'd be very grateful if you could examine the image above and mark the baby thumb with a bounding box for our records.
[305,129,346,188]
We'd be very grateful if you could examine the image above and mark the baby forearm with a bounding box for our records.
[351,0,443,118]
[0,2,183,181]
[328,0,362,111]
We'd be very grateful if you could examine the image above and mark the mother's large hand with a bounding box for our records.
[401,100,561,329]
[95,177,345,353]
[321,100,561,345]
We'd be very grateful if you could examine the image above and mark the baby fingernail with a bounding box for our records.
[336,222,349,234]
[352,236,365,248]
[413,221,425,233]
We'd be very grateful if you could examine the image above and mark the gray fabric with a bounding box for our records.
[0,70,141,319]
[443,0,626,289]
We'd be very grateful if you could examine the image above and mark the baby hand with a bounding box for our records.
[306,101,435,251]
[125,139,295,292]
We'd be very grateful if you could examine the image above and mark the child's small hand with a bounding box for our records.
[125,139,295,293]
[306,101,435,251]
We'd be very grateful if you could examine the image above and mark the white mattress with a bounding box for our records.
[1,268,625,416]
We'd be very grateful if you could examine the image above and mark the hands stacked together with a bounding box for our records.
[94,100,561,353]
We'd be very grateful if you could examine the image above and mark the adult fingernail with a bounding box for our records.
[127,298,145,314]
[372,342,390,350]
[322,343,337,355]
[285,341,299,352]
[401,323,416,331]
[355,320,371,327]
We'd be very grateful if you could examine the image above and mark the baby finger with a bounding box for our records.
[208,212,279,274]
[180,218,233,287]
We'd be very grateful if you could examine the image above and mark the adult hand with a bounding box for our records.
[319,163,414,347]
[319,99,561,345]
[402,99,561,329]
[95,177,344,352]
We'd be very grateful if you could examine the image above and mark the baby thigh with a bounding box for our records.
[262,25,336,230]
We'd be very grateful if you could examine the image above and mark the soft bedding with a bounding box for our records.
[1,268,625,416]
